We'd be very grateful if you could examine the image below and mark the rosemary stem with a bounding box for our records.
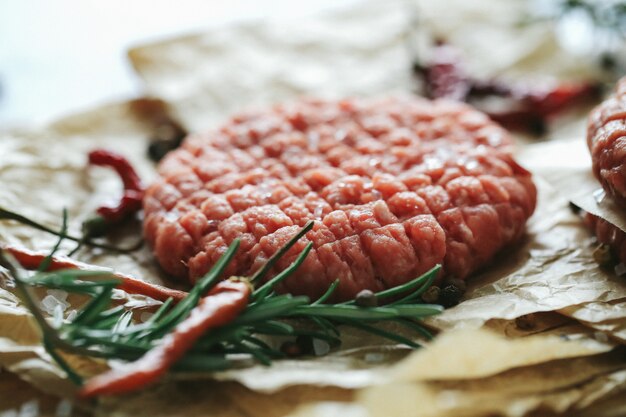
[252,242,313,301]
[0,206,142,253]
[313,280,340,305]
[1,218,444,387]
[43,337,84,386]
[0,250,103,358]
[250,220,314,283]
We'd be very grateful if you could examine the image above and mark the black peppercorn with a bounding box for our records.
[515,313,537,331]
[438,280,466,307]
[442,278,466,294]
[147,123,186,162]
[295,335,314,355]
[355,289,378,307]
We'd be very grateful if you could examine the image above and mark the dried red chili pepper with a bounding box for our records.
[78,279,251,397]
[89,150,143,194]
[84,149,145,236]
[2,244,187,303]
[484,82,600,135]
[486,109,548,136]
[521,82,601,116]
[414,40,602,134]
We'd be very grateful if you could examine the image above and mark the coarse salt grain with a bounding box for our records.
[66,310,78,321]
[313,339,330,356]
[18,400,39,417]
[593,188,606,204]
[40,290,70,315]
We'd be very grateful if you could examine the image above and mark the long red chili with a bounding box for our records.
[78,280,251,397]
[87,149,145,226]
[2,245,187,303]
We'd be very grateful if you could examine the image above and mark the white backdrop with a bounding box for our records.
[0,0,355,127]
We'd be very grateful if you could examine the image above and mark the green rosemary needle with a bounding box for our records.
[0,206,142,253]
[0,219,443,386]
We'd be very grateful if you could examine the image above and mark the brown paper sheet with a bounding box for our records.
[128,0,418,133]
[390,328,612,382]
[1,0,626,416]
[518,138,626,233]
[2,100,625,401]
[289,330,626,417]
[517,138,626,347]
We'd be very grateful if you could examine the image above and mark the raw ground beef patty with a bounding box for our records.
[588,77,626,207]
[586,77,626,265]
[144,96,537,301]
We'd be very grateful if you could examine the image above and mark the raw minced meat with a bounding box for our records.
[586,77,626,266]
[587,77,626,207]
[143,96,537,300]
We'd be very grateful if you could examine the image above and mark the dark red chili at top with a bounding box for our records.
[522,82,601,116]
[414,40,471,101]
[414,40,602,134]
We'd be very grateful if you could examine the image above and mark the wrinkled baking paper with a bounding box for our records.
[289,329,626,417]
[128,0,600,134]
[518,137,626,347]
[89,329,621,417]
[519,138,626,233]
[292,355,626,417]
[129,0,626,338]
[1,0,626,415]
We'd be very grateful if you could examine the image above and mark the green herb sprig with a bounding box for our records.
[0,206,142,254]
[0,220,443,385]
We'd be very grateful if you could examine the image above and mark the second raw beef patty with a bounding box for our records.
[144,96,537,300]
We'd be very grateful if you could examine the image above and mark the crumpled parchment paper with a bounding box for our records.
[289,329,626,417]
[1,0,625,416]
[517,137,626,346]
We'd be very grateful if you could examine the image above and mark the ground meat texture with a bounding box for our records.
[144,96,537,301]
[587,77,626,208]
[585,78,626,266]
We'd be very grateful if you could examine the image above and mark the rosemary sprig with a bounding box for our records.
[0,222,443,385]
[0,206,142,253]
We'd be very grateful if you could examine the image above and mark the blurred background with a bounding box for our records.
[0,0,355,126]
[0,0,624,130]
